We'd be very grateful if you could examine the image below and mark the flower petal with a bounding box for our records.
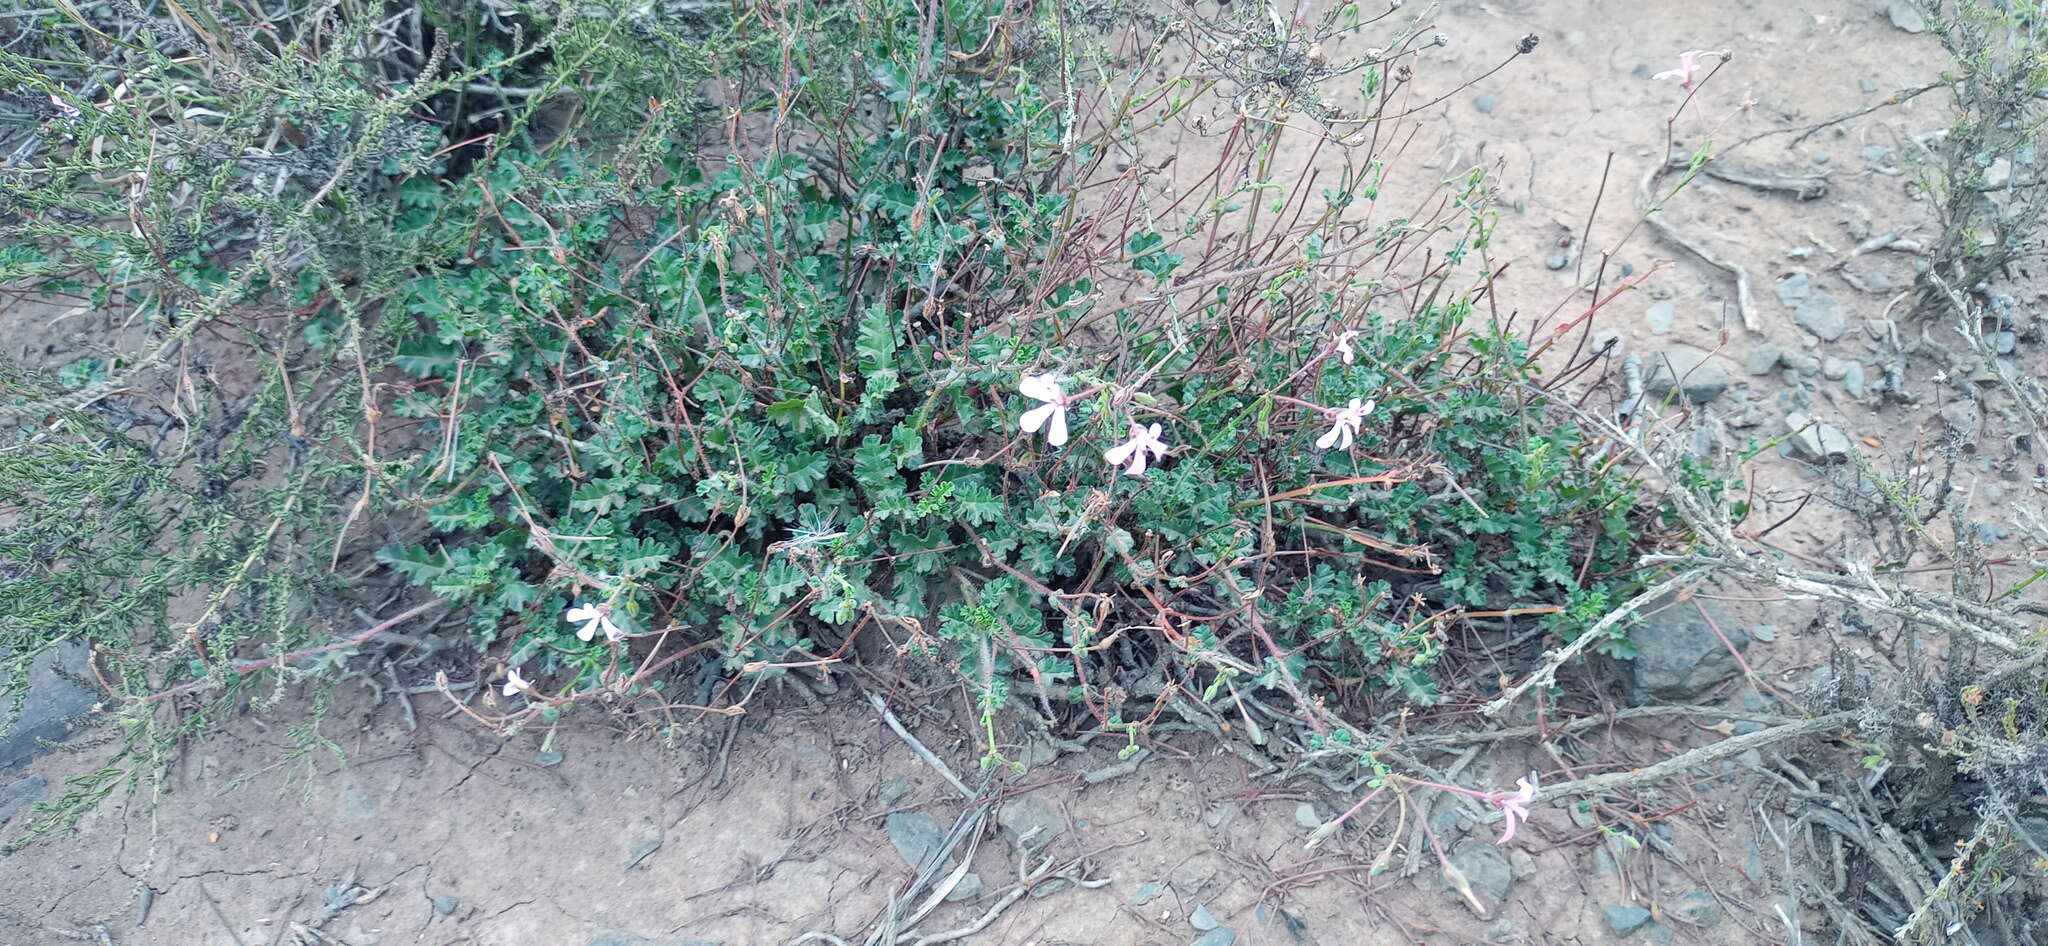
[1046,408,1068,447]
[1019,373,1062,402]
[576,618,598,642]
[1317,425,1342,450]
[1104,441,1136,467]
[1020,402,1058,434]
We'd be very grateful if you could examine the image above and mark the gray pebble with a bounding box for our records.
[1773,272,1811,306]
[1812,152,1831,165]
[1294,802,1322,830]
[1985,483,2004,503]
[1131,881,1167,906]
[1786,412,1852,462]
[1744,346,1781,376]
[1474,93,1496,114]
[1975,522,2001,546]
[1190,929,1236,946]
[535,749,565,767]
[1190,904,1219,931]
[877,776,913,808]
[1859,78,1879,93]
[433,896,460,917]
[1843,361,1867,398]
[1889,0,1928,33]
[1645,345,1730,404]
[1863,144,1895,165]
[1795,292,1850,341]
[1545,252,1570,271]
[1787,246,1815,259]
[1645,299,1675,334]
[1822,356,1849,381]
[944,872,984,902]
[886,812,946,867]
[1992,331,2017,355]
[1606,905,1653,936]
[1750,625,1778,643]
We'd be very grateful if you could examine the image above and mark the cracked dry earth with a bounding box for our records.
[6,0,2043,944]
[3,674,1796,946]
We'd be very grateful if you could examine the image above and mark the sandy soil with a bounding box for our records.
[5,1,2042,944]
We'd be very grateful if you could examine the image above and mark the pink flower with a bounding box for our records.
[1315,398,1375,451]
[1492,773,1538,844]
[1652,50,1711,91]
[1103,422,1168,476]
[1017,374,1070,446]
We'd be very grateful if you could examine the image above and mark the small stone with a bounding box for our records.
[1474,93,1496,114]
[944,872,983,902]
[1203,803,1232,829]
[1782,353,1821,376]
[1624,597,1750,702]
[1751,625,1778,643]
[1741,840,1768,884]
[1812,152,1831,165]
[1190,929,1236,946]
[1606,905,1653,936]
[1785,412,1852,462]
[432,896,460,917]
[1992,331,2017,355]
[1795,292,1849,341]
[1744,346,1781,376]
[1294,802,1322,829]
[1975,523,2000,546]
[996,795,1066,850]
[1545,252,1570,271]
[534,749,565,767]
[1863,144,1896,165]
[1858,78,1879,93]
[1843,362,1867,397]
[1568,801,1597,830]
[1645,345,1731,404]
[1773,272,1811,306]
[1939,400,1979,446]
[1986,159,2013,189]
[1673,889,1724,927]
[1645,299,1675,334]
[877,776,913,808]
[1649,922,1677,944]
[1889,0,1928,33]
[1486,919,1516,941]
[886,812,946,867]
[1131,881,1167,906]
[1985,483,2004,503]
[1620,262,1635,277]
[1787,246,1815,260]
[1447,838,1514,915]
[1190,904,1219,931]
[625,838,662,870]
[1821,357,1849,380]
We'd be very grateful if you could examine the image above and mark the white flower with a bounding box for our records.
[503,667,532,697]
[1103,422,1169,477]
[1333,329,1362,365]
[1315,398,1375,451]
[1018,373,1070,446]
[565,603,622,642]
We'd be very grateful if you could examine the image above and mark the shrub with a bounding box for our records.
[374,0,1651,764]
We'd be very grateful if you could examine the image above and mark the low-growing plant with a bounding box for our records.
[373,0,1656,765]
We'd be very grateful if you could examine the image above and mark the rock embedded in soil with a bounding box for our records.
[876,775,912,807]
[1605,905,1653,936]
[0,641,98,773]
[996,794,1066,850]
[1622,596,1750,703]
[1842,361,1867,398]
[1773,272,1811,307]
[431,896,460,916]
[1190,929,1236,946]
[1940,400,1980,446]
[1744,345,1781,375]
[1822,356,1849,381]
[1545,252,1570,271]
[1794,291,1849,341]
[1785,412,1852,462]
[1190,904,1219,931]
[1888,0,1928,32]
[1448,837,1514,915]
[0,774,47,825]
[885,811,945,867]
[1130,881,1166,906]
[1673,889,1724,927]
[1474,93,1496,114]
[1644,345,1730,404]
[1294,802,1322,829]
[1645,299,1675,334]
[944,872,983,902]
